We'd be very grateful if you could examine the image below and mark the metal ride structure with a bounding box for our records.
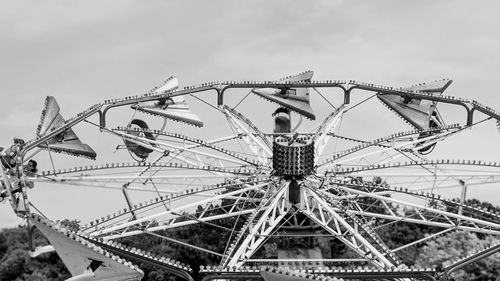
[2,71,500,281]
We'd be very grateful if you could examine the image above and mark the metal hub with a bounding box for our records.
[272,135,314,176]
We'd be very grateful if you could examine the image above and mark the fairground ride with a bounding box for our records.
[2,71,500,281]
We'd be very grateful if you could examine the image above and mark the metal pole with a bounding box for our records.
[458,179,467,215]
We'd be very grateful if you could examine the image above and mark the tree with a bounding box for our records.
[0,225,70,281]
[0,249,28,280]
[1,197,500,280]
[415,231,500,281]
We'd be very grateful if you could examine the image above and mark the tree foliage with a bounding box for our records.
[1,198,500,281]
[0,225,70,281]
[415,231,500,281]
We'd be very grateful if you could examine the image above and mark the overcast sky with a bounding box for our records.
[1,0,500,227]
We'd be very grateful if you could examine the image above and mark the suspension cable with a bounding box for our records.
[233,90,253,110]
[312,87,336,109]
[189,94,223,113]
[345,93,377,113]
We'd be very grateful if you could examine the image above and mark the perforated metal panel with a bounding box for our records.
[273,136,314,176]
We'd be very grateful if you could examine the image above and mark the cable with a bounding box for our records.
[28,202,48,219]
[46,143,57,176]
[233,90,253,110]
[312,87,336,109]
[345,93,377,113]
[189,94,223,113]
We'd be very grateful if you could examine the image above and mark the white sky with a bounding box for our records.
[1,0,500,227]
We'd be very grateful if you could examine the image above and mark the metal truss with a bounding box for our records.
[318,125,464,170]
[300,184,398,269]
[4,73,500,281]
[313,105,346,163]
[223,181,289,267]
[223,107,272,166]
[88,181,270,238]
[326,183,500,235]
[114,129,253,168]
